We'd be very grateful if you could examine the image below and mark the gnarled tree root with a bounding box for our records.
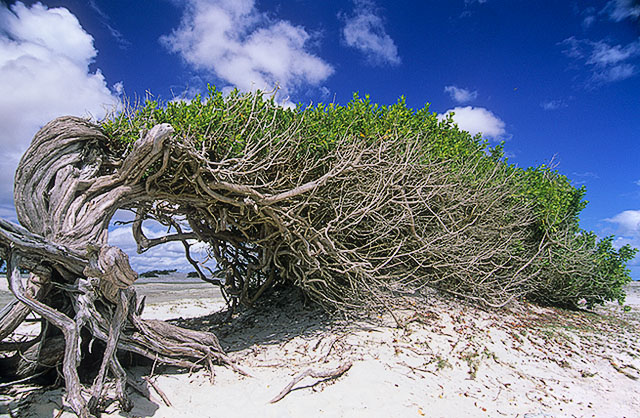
[270,362,353,403]
[0,116,239,416]
[1,243,235,417]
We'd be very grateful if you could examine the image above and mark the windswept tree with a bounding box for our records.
[0,87,635,416]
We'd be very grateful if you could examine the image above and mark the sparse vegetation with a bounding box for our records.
[139,269,177,278]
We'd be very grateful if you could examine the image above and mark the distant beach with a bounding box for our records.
[0,272,219,308]
[2,274,638,309]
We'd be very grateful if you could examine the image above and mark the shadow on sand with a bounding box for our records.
[168,286,348,354]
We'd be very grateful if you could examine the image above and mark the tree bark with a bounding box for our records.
[1,117,230,417]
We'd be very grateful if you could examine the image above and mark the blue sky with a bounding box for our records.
[0,0,639,278]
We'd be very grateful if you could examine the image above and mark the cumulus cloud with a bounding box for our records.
[439,106,506,140]
[0,2,119,209]
[606,209,640,278]
[444,85,478,104]
[606,210,640,236]
[108,220,210,273]
[161,0,334,103]
[560,36,640,84]
[341,0,400,66]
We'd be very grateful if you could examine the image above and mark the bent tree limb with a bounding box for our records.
[1,117,230,417]
[7,250,92,416]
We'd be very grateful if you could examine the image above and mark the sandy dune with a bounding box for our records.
[2,281,639,417]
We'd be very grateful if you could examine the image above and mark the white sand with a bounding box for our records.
[4,283,640,417]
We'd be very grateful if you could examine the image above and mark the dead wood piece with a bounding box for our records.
[0,116,245,416]
[608,359,639,380]
[7,251,89,417]
[87,287,133,414]
[0,369,49,389]
[0,274,51,341]
[11,335,64,378]
[84,246,137,304]
[142,376,172,407]
[270,362,353,403]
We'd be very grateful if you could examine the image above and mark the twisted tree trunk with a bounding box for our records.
[0,117,233,417]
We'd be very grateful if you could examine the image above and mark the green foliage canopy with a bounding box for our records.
[100,86,636,309]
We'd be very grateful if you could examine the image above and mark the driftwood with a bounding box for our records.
[0,118,232,417]
[270,362,353,403]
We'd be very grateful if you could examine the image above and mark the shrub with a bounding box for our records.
[99,86,636,310]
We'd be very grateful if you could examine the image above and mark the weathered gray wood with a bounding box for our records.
[7,251,88,417]
[1,117,230,417]
[0,274,51,341]
[11,335,64,378]
[87,288,133,414]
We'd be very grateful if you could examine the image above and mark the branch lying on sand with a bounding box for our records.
[143,376,173,407]
[270,362,353,403]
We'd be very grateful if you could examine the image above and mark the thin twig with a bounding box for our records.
[0,369,48,389]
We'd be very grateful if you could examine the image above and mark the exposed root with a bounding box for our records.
[0,118,237,416]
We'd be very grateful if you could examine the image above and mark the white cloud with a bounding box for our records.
[589,39,639,82]
[588,40,639,66]
[582,15,597,28]
[161,0,334,103]
[444,85,478,104]
[560,36,640,84]
[606,210,640,236]
[603,0,640,22]
[108,221,211,273]
[560,36,585,59]
[540,99,568,111]
[0,2,119,206]
[341,0,400,66]
[439,106,506,140]
[606,209,640,278]
[599,62,636,81]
